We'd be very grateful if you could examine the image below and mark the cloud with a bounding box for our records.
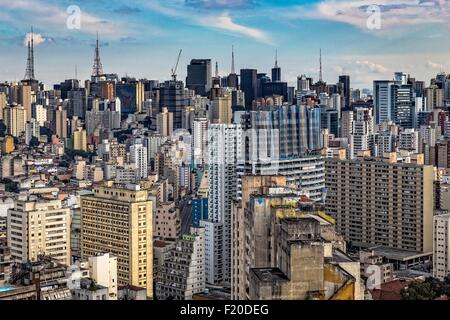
[113,5,142,15]
[23,32,47,47]
[184,0,255,9]
[287,0,450,33]
[143,0,271,43]
[427,60,443,69]
[354,60,389,74]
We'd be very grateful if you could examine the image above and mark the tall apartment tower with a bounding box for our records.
[201,124,243,285]
[192,117,208,167]
[325,153,434,253]
[7,198,71,266]
[338,75,350,108]
[3,104,27,138]
[186,59,212,96]
[349,108,374,159]
[433,213,450,280]
[130,143,148,179]
[81,184,153,298]
[156,107,174,137]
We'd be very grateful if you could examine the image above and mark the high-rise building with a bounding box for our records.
[201,124,242,285]
[349,108,374,159]
[7,198,71,266]
[156,107,174,137]
[53,106,68,140]
[130,143,148,179]
[159,80,187,129]
[338,75,350,108]
[73,127,87,151]
[88,253,118,300]
[425,85,444,110]
[0,92,6,120]
[116,80,144,116]
[192,117,208,167]
[3,104,26,137]
[186,59,212,96]
[325,153,434,253]
[156,228,205,300]
[433,213,450,280]
[271,50,281,83]
[240,69,257,109]
[81,184,153,298]
[211,95,232,124]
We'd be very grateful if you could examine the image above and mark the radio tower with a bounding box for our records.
[24,26,35,81]
[92,32,104,78]
[319,48,323,83]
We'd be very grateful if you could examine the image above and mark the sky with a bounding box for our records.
[1,0,450,89]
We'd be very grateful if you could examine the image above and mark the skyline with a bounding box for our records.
[1,0,450,88]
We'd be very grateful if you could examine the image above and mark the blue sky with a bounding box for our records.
[1,0,450,89]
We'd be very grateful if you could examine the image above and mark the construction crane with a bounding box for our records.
[171,49,182,81]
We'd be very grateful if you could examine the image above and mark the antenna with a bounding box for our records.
[215,61,219,78]
[92,32,104,78]
[75,64,78,80]
[24,26,36,80]
[231,45,235,74]
[275,49,278,68]
[319,48,323,83]
[171,49,182,81]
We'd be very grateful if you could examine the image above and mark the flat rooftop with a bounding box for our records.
[369,246,432,261]
[251,268,289,283]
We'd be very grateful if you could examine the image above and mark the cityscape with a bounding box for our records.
[1,0,450,307]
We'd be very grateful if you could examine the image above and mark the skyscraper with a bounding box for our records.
[240,69,257,109]
[81,184,153,298]
[159,80,187,129]
[338,75,350,108]
[186,59,212,96]
[271,50,281,82]
[4,104,26,137]
[349,107,374,159]
[227,46,239,89]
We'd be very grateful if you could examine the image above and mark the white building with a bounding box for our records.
[192,117,208,167]
[433,213,450,280]
[350,108,374,159]
[399,129,419,153]
[130,143,148,180]
[88,253,118,300]
[204,124,242,285]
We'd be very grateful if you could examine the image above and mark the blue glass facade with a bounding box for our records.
[192,197,208,228]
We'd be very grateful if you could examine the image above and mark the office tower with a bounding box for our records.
[374,77,415,127]
[3,104,26,137]
[227,46,239,89]
[325,153,434,253]
[73,127,87,151]
[433,213,450,280]
[53,106,68,140]
[159,80,187,129]
[192,117,208,167]
[231,175,287,300]
[271,50,281,82]
[374,80,395,124]
[156,107,174,137]
[81,184,153,298]
[100,81,115,101]
[349,108,374,159]
[244,105,325,202]
[116,79,144,116]
[399,129,419,152]
[17,85,32,122]
[240,69,257,109]
[256,73,271,98]
[67,89,86,118]
[339,75,350,108]
[156,228,205,300]
[425,85,444,110]
[321,108,340,137]
[186,59,212,96]
[211,95,232,124]
[130,143,148,179]
[7,198,71,266]
[201,124,242,285]
[262,82,288,102]
[297,75,310,92]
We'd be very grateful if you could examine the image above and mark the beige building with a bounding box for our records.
[88,252,118,300]
[433,213,450,280]
[81,184,153,298]
[4,104,26,137]
[73,128,87,151]
[154,201,181,241]
[211,95,232,124]
[156,107,174,137]
[325,152,434,253]
[0,92,6,120]
[7,198,71,266]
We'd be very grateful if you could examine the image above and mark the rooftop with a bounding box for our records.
[369,246,432,262]
[251,268,289,283]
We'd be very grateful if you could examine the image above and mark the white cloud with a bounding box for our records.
[354,60,389,73]
[287,0,450,33]
[427,60,443,70]
[23,32,47,47]
[143,0,271,44]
